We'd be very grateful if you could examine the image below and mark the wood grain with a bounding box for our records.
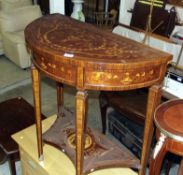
[25,14,172,91]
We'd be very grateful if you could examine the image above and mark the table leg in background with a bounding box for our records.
[57,82,64,112]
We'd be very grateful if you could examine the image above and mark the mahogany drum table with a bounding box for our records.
[25,14,172,175]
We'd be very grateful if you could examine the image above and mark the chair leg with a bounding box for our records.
[99,92,108,134]
[178,158,183,175]
[149,133,167,175]
[0,148,7,164]
[164,154,178,175]
[8,155,16,175]
[165,159,173,175]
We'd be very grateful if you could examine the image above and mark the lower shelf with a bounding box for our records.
[43,108,140,174]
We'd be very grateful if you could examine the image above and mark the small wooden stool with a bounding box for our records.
[149,99,183,175]
[0,97,45,175]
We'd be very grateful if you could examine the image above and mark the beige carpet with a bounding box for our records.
[0,56,31,93]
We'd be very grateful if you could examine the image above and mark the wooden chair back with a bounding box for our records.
[95,9,117,30]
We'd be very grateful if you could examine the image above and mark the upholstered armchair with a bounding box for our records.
[1,5,42,68]
[1,0,32,11]
[0,0,32,55]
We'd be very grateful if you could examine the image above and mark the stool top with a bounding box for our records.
[0,97,45,154]
[154,99,183,142]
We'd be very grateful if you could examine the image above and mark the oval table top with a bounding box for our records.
[154,99,183,142]
[25,14,172,91]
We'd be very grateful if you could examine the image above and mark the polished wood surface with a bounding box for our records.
[150,99,183,175]
[12,115,138,175]
[0,97,35,153]
[25,14,171,91]
[155,99,183,140]
[0,97,45,175]
[25,14,172,175]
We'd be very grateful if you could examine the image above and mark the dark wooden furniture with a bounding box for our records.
[130,0,176,37]
[0,148,7,164]
[37,0,49,14]
[99,89,147,134]
[25,14,171,175]
[0,97,45,175]
[149,99,183,175]
[95,9,118,30]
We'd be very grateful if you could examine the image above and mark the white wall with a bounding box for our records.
[49,0,65,14]
[119,0,135,25]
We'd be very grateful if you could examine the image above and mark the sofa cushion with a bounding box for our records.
[2,31,31,68]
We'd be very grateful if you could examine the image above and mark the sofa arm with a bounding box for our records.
[1,5,42,33]
[1,0,32,12]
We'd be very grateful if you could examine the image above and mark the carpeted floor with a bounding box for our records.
[0,56,179,175]
[0,56,31,93]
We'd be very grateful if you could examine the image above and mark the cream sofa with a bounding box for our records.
[0,0,32,55]
[1,5,42,69]
[1,0,32,11]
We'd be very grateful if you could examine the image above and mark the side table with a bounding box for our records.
[150,99,183,174]
[25,14,172,175]
[0,97,45,175]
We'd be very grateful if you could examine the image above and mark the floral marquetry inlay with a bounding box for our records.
[27,14,171,90]
[40,62,47,69]
[33,55,77,85]
[48,63,56,69]
[122,73,132,84]
[85,67,159,89]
